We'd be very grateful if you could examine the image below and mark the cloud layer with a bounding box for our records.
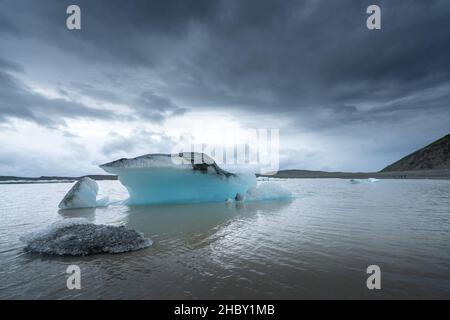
[1,0,449,175]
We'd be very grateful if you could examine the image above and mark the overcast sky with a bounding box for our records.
[1,0,450,176]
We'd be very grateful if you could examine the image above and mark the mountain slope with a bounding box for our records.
[381,134,450,172]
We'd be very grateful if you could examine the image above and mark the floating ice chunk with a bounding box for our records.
[58,177,108,209]
[21,218,152,256]
[59,177,97,209]
[100,152,257,205]
[245,182,292,201]
[350,178,380,184]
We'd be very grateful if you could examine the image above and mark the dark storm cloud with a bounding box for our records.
[68,82,187,122]
[1,0,450,135]
[0,65,114,127]
[170,0,450,119]
[0,0,218,66]
[101,129,175,157]
[0,69,186,126]
[0,57,23,73]
[132,91,188,121]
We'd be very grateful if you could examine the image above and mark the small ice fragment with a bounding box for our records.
[58,177,99,209]
[350,178,380,184]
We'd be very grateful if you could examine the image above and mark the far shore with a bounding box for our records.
[1,169,450,184]
[0,175,118,184]
[258,169,450,180]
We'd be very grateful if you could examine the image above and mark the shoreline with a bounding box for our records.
[2,169,450,184]
[0,174,117,184]
[258,169,450,180]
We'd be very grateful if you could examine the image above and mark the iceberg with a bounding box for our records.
[100,152,257,205]
[58,177,108,209]
[21,218,152,256]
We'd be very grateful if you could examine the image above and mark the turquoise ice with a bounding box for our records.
[100,152,257,205]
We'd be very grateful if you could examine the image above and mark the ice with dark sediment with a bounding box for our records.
[21,218,152,256]
[100,152,258,205]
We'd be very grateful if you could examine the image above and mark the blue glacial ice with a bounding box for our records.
[58,177,109,209]
[100,152,258,205]
[21,218,152,256]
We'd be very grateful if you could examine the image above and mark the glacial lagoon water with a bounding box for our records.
[0,179,449,299]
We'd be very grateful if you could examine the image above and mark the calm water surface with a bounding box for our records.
[0,179,449,299]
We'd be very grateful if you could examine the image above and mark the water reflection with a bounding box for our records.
[58,208,96,221]
[55,199,293,254]
[124,200,292,246]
